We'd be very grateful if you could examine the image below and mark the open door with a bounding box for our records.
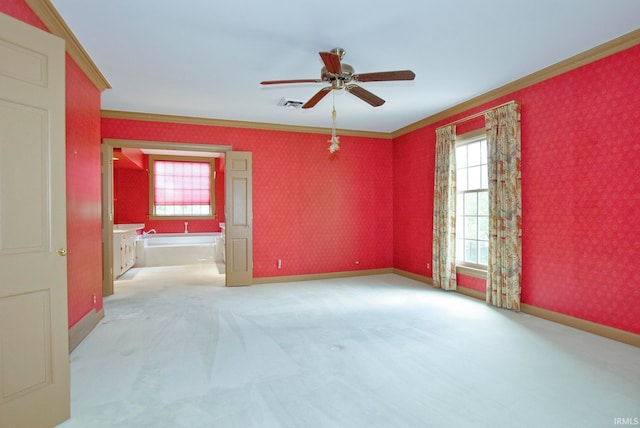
[225,151,253,286]
[101,144,114,296]
[0,12,69,428]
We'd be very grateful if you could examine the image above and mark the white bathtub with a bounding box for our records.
[136,232,222,267]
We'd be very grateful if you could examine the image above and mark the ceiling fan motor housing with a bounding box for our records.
[321,64,354,89]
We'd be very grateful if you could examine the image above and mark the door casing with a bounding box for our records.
[101,139,236,295]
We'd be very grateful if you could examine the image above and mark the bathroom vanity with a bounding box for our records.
[217,223,225,263]
[113,224,144,277]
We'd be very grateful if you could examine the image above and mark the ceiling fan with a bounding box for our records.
[261,48,415,109]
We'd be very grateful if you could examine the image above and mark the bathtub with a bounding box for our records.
[136,232,222,267]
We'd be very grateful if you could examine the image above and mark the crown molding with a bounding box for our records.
[24,0,111,92]
[101,110,394,140]
[392,28,640,138]
[104,27,639,140]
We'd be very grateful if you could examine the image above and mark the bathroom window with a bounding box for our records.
[149,155,215,219]
[456,131,489,269]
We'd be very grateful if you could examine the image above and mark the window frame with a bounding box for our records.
[455,129,489,274]
[148,154,216,220]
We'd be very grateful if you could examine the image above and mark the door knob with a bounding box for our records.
[58,248,67,256]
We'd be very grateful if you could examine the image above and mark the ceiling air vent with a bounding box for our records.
[278,98,304,109]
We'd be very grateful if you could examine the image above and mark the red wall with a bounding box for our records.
[2,1,104,328]
[65,55,103,327]
[8,0,637,336]
[101,121,395,277]
[393,126,434,277]
[1,0,46,28]
[394,45,640,334]
[113,157,225,233]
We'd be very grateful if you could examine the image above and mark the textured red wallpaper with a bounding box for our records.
[65,55,104,327]
[394,45,640,334]
[393,127,435,277]
[518,45,640,334]
[1,0,47,30]
[101,121,395,277]
[113,158,224,233]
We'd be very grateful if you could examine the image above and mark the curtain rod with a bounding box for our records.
[437,100,519,129]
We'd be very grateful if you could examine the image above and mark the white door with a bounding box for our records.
[225,151,253,286]
[0,12,69,428]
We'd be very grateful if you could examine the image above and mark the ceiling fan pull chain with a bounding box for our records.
[329,92,340,153]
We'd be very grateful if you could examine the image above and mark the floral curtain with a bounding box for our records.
[485,103,522,310]
[432,125,457,291]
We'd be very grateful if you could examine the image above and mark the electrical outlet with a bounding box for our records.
[426,263,430,270]
[277,259,282,269]
[93,294,97,305]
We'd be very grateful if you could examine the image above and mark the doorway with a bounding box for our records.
[101,139,232,297]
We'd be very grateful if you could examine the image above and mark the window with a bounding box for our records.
[149,155,215,219]
[456,131,489,269]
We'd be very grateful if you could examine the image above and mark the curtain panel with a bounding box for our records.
[432,125,457,291]
[485,103,522,310]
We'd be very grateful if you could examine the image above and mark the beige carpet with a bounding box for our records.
[58,264,640,427]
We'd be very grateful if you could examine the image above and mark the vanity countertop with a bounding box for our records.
[114,223,145,233]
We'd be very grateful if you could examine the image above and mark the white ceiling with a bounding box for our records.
[51,0,640,133]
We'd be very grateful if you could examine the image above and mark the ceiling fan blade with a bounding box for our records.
[302,87,333,109]
[319,51,342,75]
[352,70,416,82]
[345,84,385,107]
[261,79,322,85]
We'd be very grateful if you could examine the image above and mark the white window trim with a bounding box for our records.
[456,129,488,273]
[456,264,487,279]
